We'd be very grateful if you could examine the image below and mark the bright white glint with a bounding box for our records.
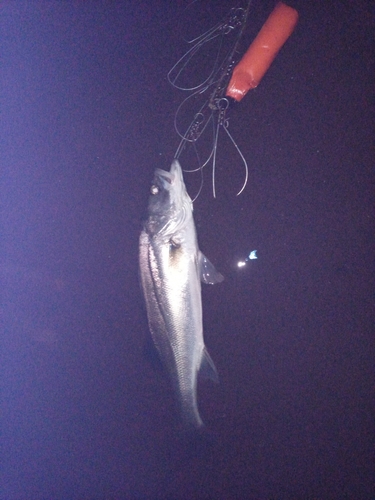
[237,249,258,269]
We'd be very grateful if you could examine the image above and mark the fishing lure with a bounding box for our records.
[169,1,298,197]
[227,2,299,101]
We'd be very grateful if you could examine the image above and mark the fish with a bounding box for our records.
[139,159,223,429]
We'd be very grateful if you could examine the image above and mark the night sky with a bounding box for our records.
[2,1,374,499]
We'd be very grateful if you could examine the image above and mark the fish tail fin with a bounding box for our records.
[199,347,219,383]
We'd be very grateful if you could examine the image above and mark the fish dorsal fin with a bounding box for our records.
[199,252,224,285]
[199,347,219,383]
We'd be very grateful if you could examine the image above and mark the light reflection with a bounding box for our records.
[237,250,257,268]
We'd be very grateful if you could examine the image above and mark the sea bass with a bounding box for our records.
[139,159,223,429]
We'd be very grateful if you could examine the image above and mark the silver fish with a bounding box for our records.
[139,159,223,429]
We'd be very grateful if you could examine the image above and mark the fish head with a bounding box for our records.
[146,160,193,237]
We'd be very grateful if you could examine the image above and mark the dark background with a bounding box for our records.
[2,1,374,498]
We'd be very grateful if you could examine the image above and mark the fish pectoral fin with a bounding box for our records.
[199,252,224,285]
[199,347,219,383]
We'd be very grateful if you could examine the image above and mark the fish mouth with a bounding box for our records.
[154,168,173,189]
[155,160,182,187]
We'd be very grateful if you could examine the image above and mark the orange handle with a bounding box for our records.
[226,2,299,101]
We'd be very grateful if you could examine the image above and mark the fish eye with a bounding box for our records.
[150,184,159,195]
